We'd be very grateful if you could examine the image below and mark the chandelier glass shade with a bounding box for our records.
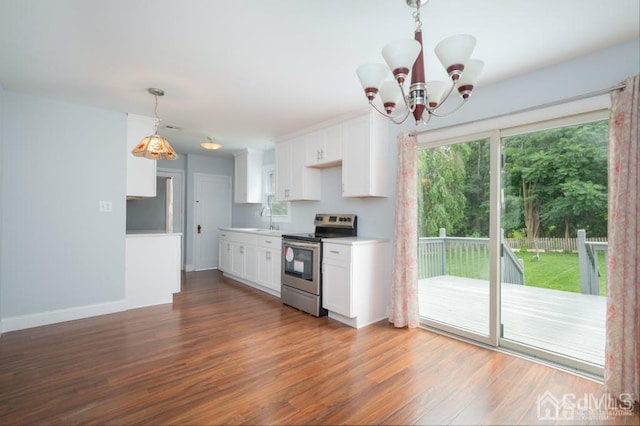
[131,88,178,160]
[356,0,484,125]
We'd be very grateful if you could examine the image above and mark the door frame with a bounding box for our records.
[158,168,185,269]
[416,95,611,376]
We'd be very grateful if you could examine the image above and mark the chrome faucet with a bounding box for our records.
[260,204,276,230]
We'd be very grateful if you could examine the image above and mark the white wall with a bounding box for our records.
[0,92,127,330]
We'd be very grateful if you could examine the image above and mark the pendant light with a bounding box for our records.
[131,88,178,160]
[200,137,223,150]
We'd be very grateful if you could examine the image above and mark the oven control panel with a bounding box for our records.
[313,213,357,228]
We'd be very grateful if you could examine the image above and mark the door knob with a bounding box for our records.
[197,224,202,234]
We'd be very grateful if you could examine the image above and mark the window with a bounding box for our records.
[262,165,290,223]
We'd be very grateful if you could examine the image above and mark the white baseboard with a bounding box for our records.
[185,263,195,272]
[1,300,127,333]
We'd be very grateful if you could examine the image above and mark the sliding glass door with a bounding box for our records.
[417,136,493,342]
[499,114,609,374]
[417,106,610,375]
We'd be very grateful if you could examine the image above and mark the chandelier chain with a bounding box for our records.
[413,3,422,31]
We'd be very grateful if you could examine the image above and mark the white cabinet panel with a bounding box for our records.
[341,112,389,198]
[305,124,342,168]
[275,138,321,201]
[126,114,157,198]
[218,238,232,272]
[219,230,281,296]
[234,149,263,203]
[322,255,353,317]
[322,240,389,328]
[125,234,181,310]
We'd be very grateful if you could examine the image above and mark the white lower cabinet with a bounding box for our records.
[218,232,232,272]
[256,237,282,293]
[322,239,388,328]
[218,230,282,297]
[322,256,352,317]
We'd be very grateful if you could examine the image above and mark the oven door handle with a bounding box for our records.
[283,241,319,250]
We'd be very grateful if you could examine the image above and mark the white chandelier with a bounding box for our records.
[356,0,484,125]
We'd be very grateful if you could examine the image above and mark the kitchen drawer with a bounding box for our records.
[256,235,281,249]
[323,243,351,262]
[222,231,256,245]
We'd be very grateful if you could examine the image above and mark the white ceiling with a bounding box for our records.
[1,0,638,157]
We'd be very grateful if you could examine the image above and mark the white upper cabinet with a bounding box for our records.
[233,149,263,203]
[305,124,342,168]
[126,114,157,198]
[341,112,389,198]
[275,137,321,201]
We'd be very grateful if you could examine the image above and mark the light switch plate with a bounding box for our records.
[99,200,113,213]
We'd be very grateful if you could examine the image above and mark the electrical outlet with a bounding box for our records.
[99,200,113,213]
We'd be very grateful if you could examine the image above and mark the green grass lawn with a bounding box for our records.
[516,251,607,295]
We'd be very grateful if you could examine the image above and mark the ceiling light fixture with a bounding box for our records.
[131,88,178,160]
[356,0,484,126]
[200,137,223,150]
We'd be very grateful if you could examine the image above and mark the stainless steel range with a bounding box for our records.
[281,214,357,316]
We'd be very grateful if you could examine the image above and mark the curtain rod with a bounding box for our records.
[418,83,626,135]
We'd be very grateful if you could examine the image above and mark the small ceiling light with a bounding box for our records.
[356,0,484,126]
[131,88,178,160]
[200,137,223,150]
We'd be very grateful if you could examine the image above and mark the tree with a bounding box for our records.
[503,120,608,240]
[459,139,491,237]
[417,144,469,236]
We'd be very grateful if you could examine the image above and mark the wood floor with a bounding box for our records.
[0,270,637,425]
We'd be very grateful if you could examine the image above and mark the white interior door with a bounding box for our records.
[194,173,231,271]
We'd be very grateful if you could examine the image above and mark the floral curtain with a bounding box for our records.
[388,131,419,328]
[605,74,639,404]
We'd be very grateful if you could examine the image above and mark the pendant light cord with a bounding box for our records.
[153,93,161,134]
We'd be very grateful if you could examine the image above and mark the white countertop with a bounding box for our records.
[126,231,182,237]
[219,227,284,237]
[322,236,389,245]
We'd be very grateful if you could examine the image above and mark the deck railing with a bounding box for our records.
[417,228,524,285]
[419,229,607,295]
[577,229,608,295]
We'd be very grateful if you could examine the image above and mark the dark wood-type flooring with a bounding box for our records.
[0,270,637,425]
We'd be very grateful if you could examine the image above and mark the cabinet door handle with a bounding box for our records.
[266,252,271,261]
[197,224,202,234]
[330,250,340,254]
[240,246,244,254]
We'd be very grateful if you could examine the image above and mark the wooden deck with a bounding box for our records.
[419,275,606,365]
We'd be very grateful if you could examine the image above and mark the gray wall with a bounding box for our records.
[230,38,640,300]
[159,154,234,270]
[126,176,169,232]
[0,84,4,327]
[0,92,127,318]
